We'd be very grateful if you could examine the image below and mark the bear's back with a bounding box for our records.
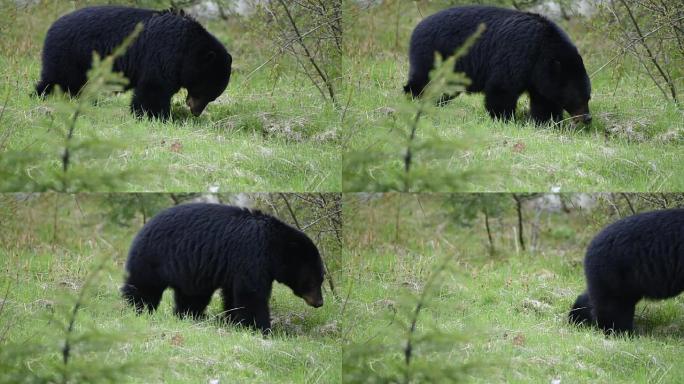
[585,209,684,298]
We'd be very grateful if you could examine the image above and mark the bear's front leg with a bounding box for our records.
[172,289,213,319]
[529,90,563,124]
[484,87,518,121]
[131,84,173,120]
[221,284,234,321]
[592,296,637,335]
[231,282,272,334]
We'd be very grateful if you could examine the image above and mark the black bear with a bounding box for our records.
[35,6,232,120]
[569,209,684,334]
[121,203,325,333]
[404,6,592,124]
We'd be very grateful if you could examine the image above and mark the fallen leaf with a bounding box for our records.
[170,140,182,153]
[512,333,525,346]
[512,141,526,153]
[170,333,184,346]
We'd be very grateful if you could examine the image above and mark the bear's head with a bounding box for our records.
[182,36,232,116]
[274,230,325,308]
[535,50,592,124]
[568,292,594,325]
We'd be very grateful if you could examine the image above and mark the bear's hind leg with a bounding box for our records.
[593,297,636,334]
[173,290,213,319]
[484,88,518,121]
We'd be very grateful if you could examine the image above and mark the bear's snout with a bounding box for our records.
[302,291,324,308]
[581,113,592,124]
[569,107,592,124]
[185,95,207,116]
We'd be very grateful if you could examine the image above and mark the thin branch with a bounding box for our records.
[277,0,337,104]
[621,193,636,215]
[241,16,342,84]
[279,193,301,229]
[340,78,357,124]
[589,15,684,78]
[301,208,342,231]
[289,46,328,101]
[618,0,678,102]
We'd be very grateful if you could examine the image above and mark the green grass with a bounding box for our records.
[0,195,341,383]
[3,193,684,383]
[341,194,684,383]
[0,3,341,192]
[341,2,684,192]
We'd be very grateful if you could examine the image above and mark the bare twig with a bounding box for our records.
[621,193,637,215]
[241,16,342,84]
[279,193,301,229]
[301,208,342,231]
[590,15,684,78]
[605,193,622,218]
[618,0,678,103]
[340,78,357,124]
[276,0,337,104]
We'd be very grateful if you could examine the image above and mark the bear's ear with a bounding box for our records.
[204,51,216,62]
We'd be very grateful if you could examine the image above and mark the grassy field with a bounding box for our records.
[341,2,684,192]
[0,2,341,192]
[341,194,684,383]
[2,193,684,383]
[2,0,684,382]
[0,194,341,383]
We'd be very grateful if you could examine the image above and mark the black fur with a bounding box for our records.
[568,291,592,325]
[404,6,592,124]
[569,209,684,334]
[35,6,232,119]
[122,203,325,333]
